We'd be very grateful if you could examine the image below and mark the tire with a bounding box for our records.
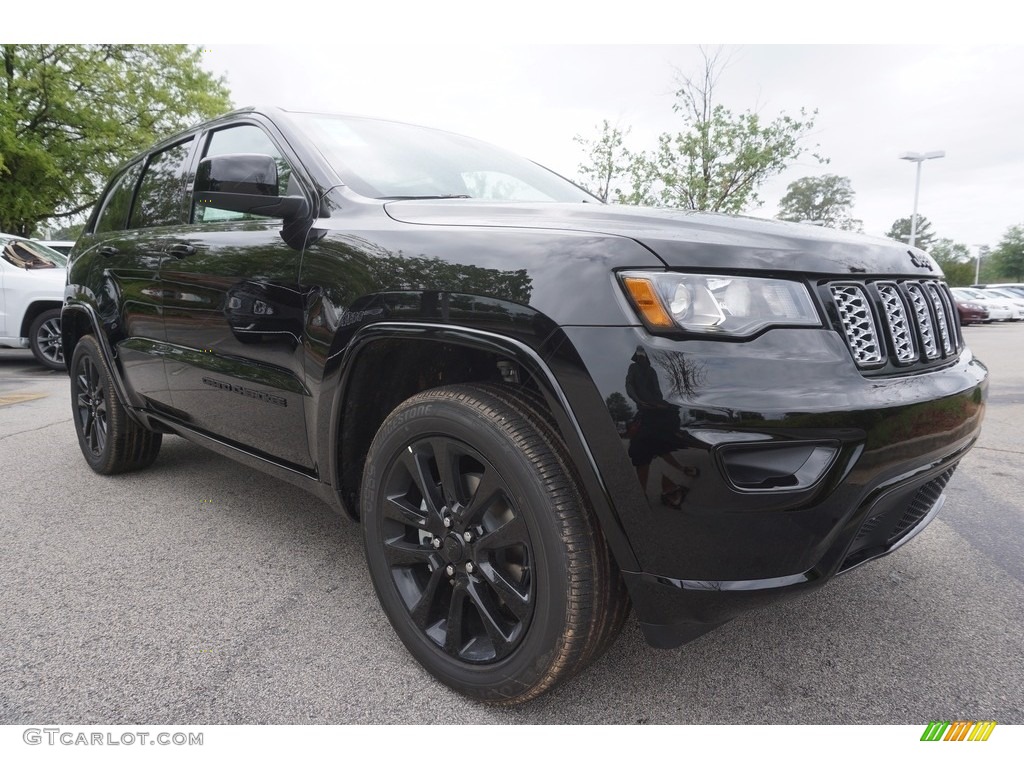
[29,309,65,371]
[360,384,619,703]
[70,335,162,474]
[472,383,631,669]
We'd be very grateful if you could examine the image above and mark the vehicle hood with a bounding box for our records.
[383,201,940,277]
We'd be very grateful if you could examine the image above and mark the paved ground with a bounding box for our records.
[0,323,1021,725]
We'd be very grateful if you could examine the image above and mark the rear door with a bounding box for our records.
[76,140,198,408]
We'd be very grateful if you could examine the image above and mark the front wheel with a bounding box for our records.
[29,309,65,371]
[361,385,618,704]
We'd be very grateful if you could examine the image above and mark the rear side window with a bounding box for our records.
[95,162,144,234]
[193,124,294,224]
[129,138,195,229]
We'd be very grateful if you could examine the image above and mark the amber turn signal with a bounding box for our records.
[622,277,674,329]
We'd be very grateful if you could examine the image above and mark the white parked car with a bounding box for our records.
[0,233,67,370]
[951,287,1018,322]
[980,287,1024,317]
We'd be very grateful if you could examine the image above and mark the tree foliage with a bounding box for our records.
[776,174,862,231]
[991,224,1024,282]
[929,238,975,286]
[0,44,232,236]
[886,215,937,252]
[575,49,825,212]
[573,120,640,203]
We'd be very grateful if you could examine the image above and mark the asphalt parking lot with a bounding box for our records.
[1,323,1022,725]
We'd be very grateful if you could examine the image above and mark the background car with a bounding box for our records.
[951,294,990,325]
[951,287,1017,322]
[980,286,1024,316]
[37,240,75,258]
[0,233,67,370]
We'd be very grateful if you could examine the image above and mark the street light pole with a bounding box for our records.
[974,244,987,285]
[899,150,945,248]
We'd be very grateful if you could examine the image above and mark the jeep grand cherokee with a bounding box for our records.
[62,107,988,703]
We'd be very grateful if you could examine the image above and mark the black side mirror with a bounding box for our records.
[193,154,309,220]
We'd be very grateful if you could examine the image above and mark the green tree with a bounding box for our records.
[574,120,640,203]
[929,238,975,286]
[886,215,937,252]
[776,174,862,231]
[991,224,1024,281]
[573,48,825,212]
[0,44,231,236]
[604,391,634,424]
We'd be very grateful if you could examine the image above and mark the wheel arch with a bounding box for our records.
[326,322,640,572]
[60,302,140,424]
[20,300,63,338]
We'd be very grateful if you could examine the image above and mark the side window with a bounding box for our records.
[193,125,294,224]
[95,162,144,234]
[129,138,195,229]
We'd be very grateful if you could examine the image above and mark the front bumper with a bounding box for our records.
[552,325,987,648]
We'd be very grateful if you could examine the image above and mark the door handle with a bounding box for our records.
[98,245,119,257]
[166,243,197,258]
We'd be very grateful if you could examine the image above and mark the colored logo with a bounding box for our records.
[920,720,997,741]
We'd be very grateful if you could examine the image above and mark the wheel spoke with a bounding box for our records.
[466,578,515,658]
[94,414,107,454]
[443,582,469,656]
[383,494,428,528]
[408,566,447,630]
[477,562,532,621]
[430,437,466,507]
[382,536,435,567]
[401,449,442,516]
[476,513,530,552]
[463,466,503,521]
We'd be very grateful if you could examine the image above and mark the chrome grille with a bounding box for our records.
[926,283,954,355]
[905,283,940,359]
[828,279,960,371]
[876,283,916,363]
[830,285,882,365]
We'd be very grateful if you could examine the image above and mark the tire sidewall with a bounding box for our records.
[362,395,575,702]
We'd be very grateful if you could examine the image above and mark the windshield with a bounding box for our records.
[291,113,600,203]
[1,238,65,269]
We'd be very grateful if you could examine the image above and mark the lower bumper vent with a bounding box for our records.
[840,466,955,572]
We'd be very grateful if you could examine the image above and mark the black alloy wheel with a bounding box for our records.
[361,384,622,704]
[75,353,109,457]
[29,309,65,371]
[70,335,162,475]
[379,435,535,663]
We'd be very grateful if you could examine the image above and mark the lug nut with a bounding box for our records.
[465,562,475,574]
[462,531,473,542]
[432,538,442,550]
[445,565,455,577]
[443,516,452,528]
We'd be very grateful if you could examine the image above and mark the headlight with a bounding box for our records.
[620,271,821,336]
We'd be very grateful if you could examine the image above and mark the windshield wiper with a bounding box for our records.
[380,194,472,200]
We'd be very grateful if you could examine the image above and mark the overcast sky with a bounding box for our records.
[197,43,1023,252]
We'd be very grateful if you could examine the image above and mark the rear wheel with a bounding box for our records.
[29,309,65,371]
[70,335,162,474]
[360,384,622,703]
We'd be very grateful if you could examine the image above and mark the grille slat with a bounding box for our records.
[830,285,883,365]
[829,279,961,372]
[877,283,916,363]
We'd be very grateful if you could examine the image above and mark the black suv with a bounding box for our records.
[63,107,988,703]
